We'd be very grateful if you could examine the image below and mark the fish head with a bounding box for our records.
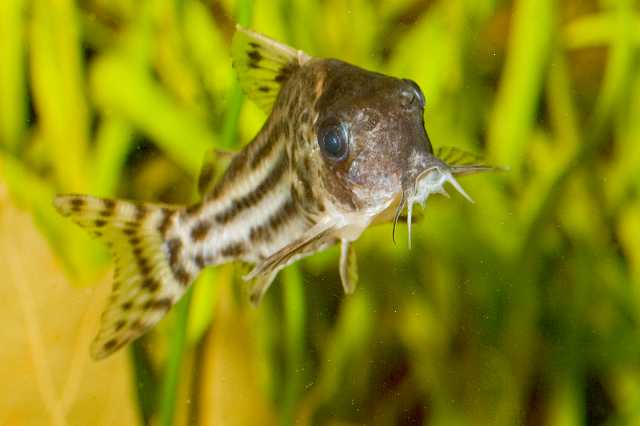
[310,59,444,213]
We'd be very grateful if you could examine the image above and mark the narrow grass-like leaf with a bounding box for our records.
[588,1,636,142]
[130,340,158,426]
[90,55,216,175]
[220,0,254,149]
[30,0,89,191]
[187,268,219,344]
[314,291,373,404]
[0,0,27,152]
[183,1,234,99]
[157,3,253,425]
[280,265,305,426]
[487,0,554,172]
[90,117,133,196]
[0,152,105,282]
[159,288,193,426]
[520,0,636,254]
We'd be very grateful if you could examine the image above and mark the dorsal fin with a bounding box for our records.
[232,26,311,113]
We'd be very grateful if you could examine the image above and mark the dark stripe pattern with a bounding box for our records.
[165,237,191,285]
[250,121,288,168]
[220,242,246,258]
[135,204,149,222]
[191,220,212,242]
[250,197,297,242]
[70,197,84,213]
[215,153,288,224]
[100,199,116,217]
[144,297,172,311]
[194,253,212,269]
[157,209,174,237]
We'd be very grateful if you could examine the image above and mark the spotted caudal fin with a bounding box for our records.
[232,26,311,113]
[54,194,189,359]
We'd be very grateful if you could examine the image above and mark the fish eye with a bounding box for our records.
[318,120,349,161]
[402,79,425,109]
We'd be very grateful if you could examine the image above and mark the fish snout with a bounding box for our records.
[402,150,442,190]
[411,160,474,205]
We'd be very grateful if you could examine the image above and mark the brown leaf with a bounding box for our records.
[0,182,138,426]
[197,274,275,426]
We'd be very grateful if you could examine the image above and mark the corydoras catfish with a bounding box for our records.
[54,27,495,359]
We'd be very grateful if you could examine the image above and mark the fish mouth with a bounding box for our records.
[392,159,474,248]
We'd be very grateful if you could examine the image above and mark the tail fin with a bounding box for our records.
[54,194,190,359]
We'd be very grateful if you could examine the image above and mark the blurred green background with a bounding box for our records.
[1,0,640,425]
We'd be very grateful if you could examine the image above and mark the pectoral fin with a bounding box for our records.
[339,240,358,295]
[435,146,500,176]
[248,270,278,306]
[244,221,337,284]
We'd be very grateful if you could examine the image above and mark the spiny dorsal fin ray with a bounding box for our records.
[232,26,311,113]
[435,146,499,176]
[54,194,190,359]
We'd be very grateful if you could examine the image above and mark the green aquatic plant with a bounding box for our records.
[1,0,640,425]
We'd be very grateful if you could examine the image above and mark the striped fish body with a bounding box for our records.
[55,27,494,359]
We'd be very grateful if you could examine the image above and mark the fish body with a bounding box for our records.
[54,27,494,359]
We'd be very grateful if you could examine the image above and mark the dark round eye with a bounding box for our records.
[318,121,349,161]
[402,79,425,109]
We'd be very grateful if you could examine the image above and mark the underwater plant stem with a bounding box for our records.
[158,288,193,426]
[130,341,157,426]
[220,87,244,149]
[157,1,253,424]
[280,266,305,426]
[519,0,635,259]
